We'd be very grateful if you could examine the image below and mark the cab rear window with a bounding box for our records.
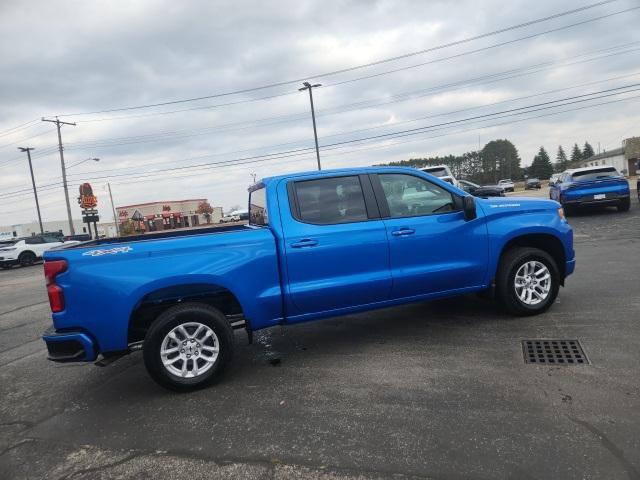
[571,167,619,182]
[249,187,268,226]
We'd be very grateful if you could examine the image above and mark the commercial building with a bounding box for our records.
[116,199,222,232]
[0,219,90,238]
[577,136,640,175]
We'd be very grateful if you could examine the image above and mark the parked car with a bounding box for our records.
[498,179,515,192]
[458,179,505,197]
[549,166,630,214]
[525,178,542,190]
[42,167,575,391]
[548,173,561,187]
[0,234,70,268]
[419,165,458,187]
[219,213,240,223]
[229,209,249,221]
[63,234,92,242]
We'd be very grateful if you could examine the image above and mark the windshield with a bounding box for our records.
[527,178,539,182]
[571,167,619,182]
[421,167,447,178]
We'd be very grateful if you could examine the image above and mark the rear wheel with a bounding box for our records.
[496,247,559,316]
[617,198,630,212]
[18,251,36,267]
[143,303,234,391]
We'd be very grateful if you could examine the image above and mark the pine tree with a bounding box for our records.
[530,147,554,179]
[570,143,582,165]
[582,142,595,160]
[555,145,568,172]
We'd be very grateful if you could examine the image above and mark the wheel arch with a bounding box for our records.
[128,282,246,344]
[498,233,566,284]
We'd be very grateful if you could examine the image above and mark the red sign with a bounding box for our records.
[78,183,98,209]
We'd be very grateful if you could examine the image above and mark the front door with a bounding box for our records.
[373,172,488,299]
[282,174,392,316]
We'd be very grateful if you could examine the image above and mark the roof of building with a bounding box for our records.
[582,147,624,162]
[116,199,207,209]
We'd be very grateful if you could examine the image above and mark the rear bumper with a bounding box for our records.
[42,326,97,362]
[564,192,629,206]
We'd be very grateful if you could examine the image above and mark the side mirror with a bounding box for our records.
[463,195,477,221]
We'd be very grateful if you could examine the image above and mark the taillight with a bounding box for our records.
[44,260,67,313]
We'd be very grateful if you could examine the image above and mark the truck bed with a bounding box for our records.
[59,224,250,250]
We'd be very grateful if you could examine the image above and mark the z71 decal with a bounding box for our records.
[82,246,132,257]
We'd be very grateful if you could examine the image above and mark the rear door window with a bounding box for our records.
[25,236,44,245]
[293,176,368,224]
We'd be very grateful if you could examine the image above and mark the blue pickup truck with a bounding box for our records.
[549,165,630,214]
[42,167,575,390]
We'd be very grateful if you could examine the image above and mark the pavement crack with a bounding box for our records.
[0,438,35,458]
[0,301,47,317]
[568,416,640,480]
[54,452,143,480]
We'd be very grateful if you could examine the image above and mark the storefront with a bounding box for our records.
[116,199,222,232]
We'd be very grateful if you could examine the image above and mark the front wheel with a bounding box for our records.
[143,303,234,391]
[496,247,560,316]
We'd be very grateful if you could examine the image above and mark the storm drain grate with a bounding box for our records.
[522,339,589,365]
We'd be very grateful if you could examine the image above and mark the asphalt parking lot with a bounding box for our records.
[1,194,639,479]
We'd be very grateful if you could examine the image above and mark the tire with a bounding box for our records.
[617,198,630,212]
[496,247,560,316]
[18,251,36,267]
[143,303,234,391]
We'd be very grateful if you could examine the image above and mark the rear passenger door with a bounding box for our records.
[282,174,392,316]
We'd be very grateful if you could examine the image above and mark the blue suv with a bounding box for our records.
[550,166,630,214]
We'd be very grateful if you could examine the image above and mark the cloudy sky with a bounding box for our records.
[1,0,639,226]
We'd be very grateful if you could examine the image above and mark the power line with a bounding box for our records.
[45,40,640,158]
[58,70,640,180]
[3,79,639,200]
[2,91,638,209]
[3,82,636,201]
[54,0,621,118]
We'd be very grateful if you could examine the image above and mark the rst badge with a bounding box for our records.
[82,246,132,257]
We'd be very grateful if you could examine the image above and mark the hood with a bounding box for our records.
[476,196,559,215]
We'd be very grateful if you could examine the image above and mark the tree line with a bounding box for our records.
[382,139,597,183]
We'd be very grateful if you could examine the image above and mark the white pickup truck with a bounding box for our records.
[0,234,74,269]
[419,165,458,187]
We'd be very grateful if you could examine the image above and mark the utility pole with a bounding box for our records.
[18,147,43,234]
[107,183,120,237]
[299,82,322,171]
[42,117,76,235]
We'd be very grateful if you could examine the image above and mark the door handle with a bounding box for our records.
[291,239,318,248]
[391,228,415,237]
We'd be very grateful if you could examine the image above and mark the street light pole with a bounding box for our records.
[299,82,322,171]
[42,117,76,235]
[18,147,43,234]
[107,183,120,237]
